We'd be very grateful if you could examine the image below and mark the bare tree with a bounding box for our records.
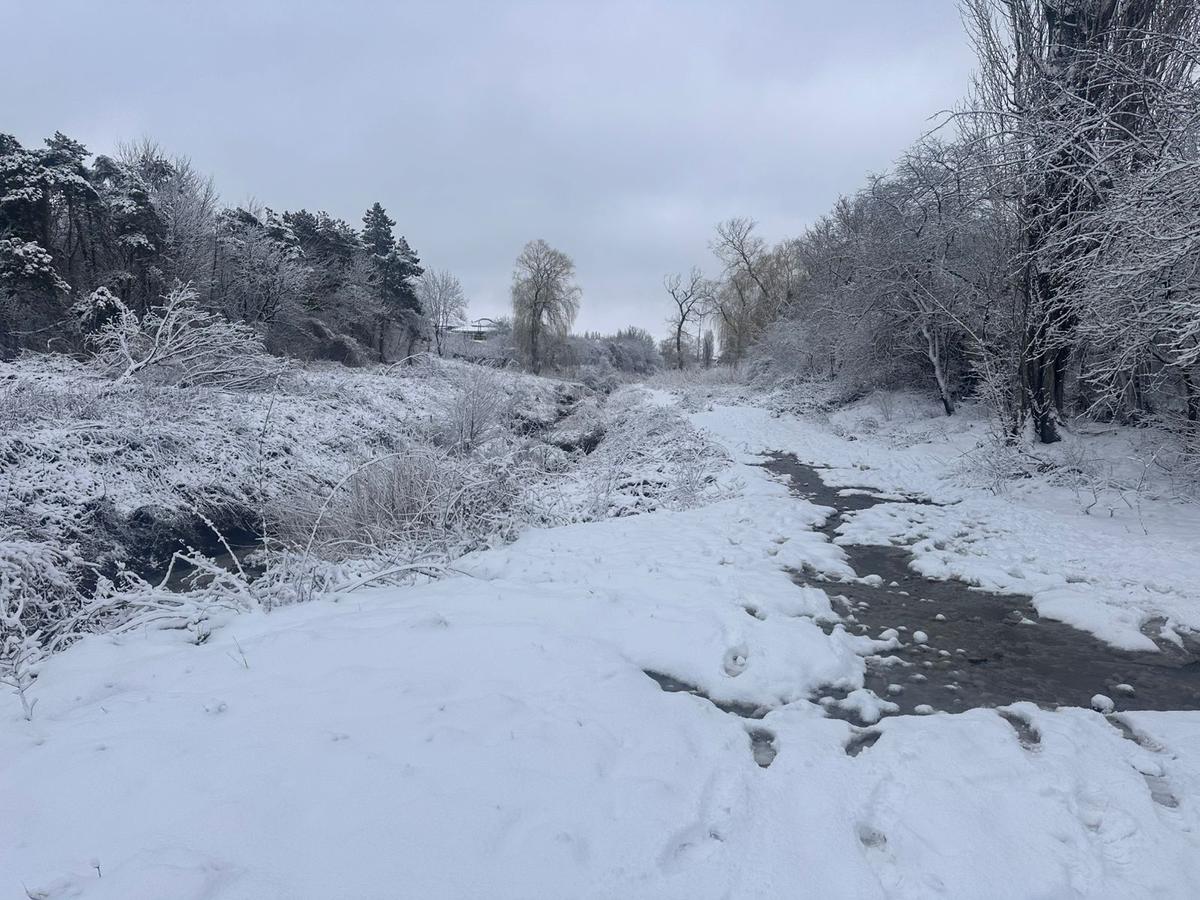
[664,267,709,371]
[847,141,1011,415]
[417,269,468,356]
[960,0,1200,442]
[511,240,581,374]
[708,218,806,366]
[713,218,772,307]
[212,206,308,328]
[118,139,220,293]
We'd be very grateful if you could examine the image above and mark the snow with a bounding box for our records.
[689,392,1200,652]
[3,386,1200,898]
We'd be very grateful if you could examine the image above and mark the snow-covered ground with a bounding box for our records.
[692,389,1200,652]
[4,388,1199,898]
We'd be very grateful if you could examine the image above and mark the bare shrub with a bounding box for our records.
[953,440,1033,495]
[872,391,895,422]
[0,631,41,720]
[0,533,88,719]
[289,439,536,566]
[89,283,285,389]
[577,390,730,518]
[79,550,260,641]
[969,350,1025,444]
[436,366,511,454]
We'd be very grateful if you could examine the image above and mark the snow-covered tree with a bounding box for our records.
[417,269,468,356]
[511,239,581,375]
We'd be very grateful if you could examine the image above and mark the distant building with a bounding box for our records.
[447,318,502,342]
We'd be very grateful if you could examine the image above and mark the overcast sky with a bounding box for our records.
[3,1,976,336]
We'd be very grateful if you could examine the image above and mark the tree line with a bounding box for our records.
[0,132,666,381]
[0,133,446,365]
[667,0,1200,465]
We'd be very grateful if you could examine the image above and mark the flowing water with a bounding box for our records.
[761,452,1200,723]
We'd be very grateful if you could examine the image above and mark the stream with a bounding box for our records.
[761,452,1200,723]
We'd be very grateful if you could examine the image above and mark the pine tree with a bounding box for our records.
[361,203,425,360]
[360,202,395,257]
[361,203,423,312]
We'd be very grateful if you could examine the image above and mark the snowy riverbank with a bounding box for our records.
[3,390,1199,899]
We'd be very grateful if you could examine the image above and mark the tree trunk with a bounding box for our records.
[1024,267,1064,443]
[1182,367,1199,424]
[922,324,955,416]
[675,321,685,371]
[530,315,541,375]
[405,327,419,365]
[1026,351,1061,443]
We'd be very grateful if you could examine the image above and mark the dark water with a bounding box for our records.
[139,524,263,591]
[760,453,1200,723]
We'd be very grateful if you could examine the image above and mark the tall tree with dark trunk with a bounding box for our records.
[961,0,1200,442]
[664,268,709,371]
[361,202,424,360]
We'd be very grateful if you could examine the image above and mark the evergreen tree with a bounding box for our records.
[361,202,423,315]
[360,202,395,257]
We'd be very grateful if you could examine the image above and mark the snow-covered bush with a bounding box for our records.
[0,535,82,717]
[872,391,895,422]
[80,550,261,642]
[296,442,536,562]
[0,351,737,716]
[0,365,104,430]
[576,360,620,394]
[0,236,71,295]
[744,319,826,383]
[570,388,730,519]
[435,365,512,454]
[72,286,125,334]
[88,284,284,389]
[952,439,1033,495]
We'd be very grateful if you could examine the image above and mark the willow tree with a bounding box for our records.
[510,239,581,374]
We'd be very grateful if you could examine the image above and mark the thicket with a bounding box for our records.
[0,134,424,365]
[671,1,1200,478]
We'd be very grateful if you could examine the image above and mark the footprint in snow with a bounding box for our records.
[857,823,887,849]
[1108,717,1184,812]
[723,645,749,677]
[747,727,777,768]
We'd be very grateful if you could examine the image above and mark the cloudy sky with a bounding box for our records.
[3,1,976,336]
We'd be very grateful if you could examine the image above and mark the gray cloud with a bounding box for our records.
[2,0,976,335]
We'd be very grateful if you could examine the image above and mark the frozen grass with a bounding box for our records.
[1,353,731,710]
[6,387,1200,898]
